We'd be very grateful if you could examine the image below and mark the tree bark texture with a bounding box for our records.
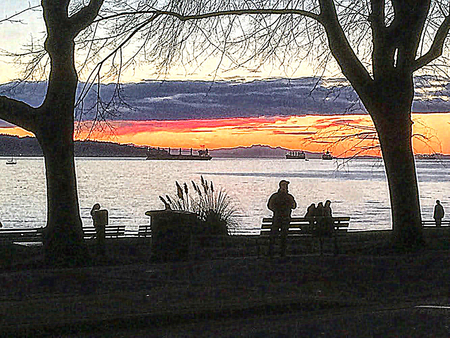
[357,71,424,249]
[37,128,86,265]
[372,105,424,249]
[36,0,87,265]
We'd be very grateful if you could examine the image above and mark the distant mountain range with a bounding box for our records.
[0,135,148,157]
[0,134,447,159]
[0,135,317,158]
[209,145,323,159]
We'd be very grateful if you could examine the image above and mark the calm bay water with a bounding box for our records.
[1,157,450,234]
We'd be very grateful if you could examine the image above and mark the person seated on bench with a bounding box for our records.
[267,180,297,257]
[313,201,334,255]
[305,203,316,233]
[324,200,333,232]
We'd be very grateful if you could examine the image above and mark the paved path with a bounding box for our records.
[96,305,450,337]
[0,253,449,336]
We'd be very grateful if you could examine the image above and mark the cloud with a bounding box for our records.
[272,130,317,135]
[0,121,15,128]
[1,76,450,125]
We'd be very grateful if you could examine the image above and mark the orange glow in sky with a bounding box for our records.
[2,113,449,157]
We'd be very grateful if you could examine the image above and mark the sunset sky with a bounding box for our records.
[78,113,450,156]
[1,2,450,157]
[2,113,449,157]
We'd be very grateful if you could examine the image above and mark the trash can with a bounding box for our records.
[145,210,199,262]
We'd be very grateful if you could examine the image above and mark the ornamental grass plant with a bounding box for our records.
[159,176,239,235]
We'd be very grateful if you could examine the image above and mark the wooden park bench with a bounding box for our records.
[137,224,152,238]
[259,216,350,256]
[0,225,126,246]
[82,225,126,240]
[422,220,450,227]
[0,228,44,245]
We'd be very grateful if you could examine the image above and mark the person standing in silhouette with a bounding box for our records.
[91,203,107,255]
[267,180,297,257]
[434,200,445,227]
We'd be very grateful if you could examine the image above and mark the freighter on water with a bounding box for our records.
[146,147,212,160]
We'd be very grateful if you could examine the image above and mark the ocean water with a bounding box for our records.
[1,157,450,234]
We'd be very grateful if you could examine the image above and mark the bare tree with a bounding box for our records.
[0,0,104,265]
[262,0,450,250]
[0,0,228,265]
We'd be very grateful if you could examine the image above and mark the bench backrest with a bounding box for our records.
[83,225,126,239]
[0,225,127,243]
[260,216,350,236]
[422,220,450,226]
[138,224,152,238]
[0,228,44,243]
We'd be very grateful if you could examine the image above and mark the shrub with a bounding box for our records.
[159,176,238,235]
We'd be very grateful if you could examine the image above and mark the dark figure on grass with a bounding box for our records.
[267,180,297,257]
[305,203,316,233]
[315,200,334,255]
[434,200,445,227]
[91,203,108,255]
[324,200,333,221]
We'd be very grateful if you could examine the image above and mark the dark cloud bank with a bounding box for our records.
[0,76,449,127]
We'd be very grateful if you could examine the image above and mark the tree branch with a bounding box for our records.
[69,0,104,36]
[318,0,373,94]
[76,14,160,109]
[370,0,392,78]
[0,5,41,25]
[414,14,450,71]
[94,8,321,24]
[0,96,37,131]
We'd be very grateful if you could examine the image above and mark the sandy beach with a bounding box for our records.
[1,228,450,337]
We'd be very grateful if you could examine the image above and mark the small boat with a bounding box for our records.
[321,151,333,160]
[286,151,306,159]
[6,157,17,165]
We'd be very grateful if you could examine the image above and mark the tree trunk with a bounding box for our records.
[371,104,424,250]
[37,125,87,266]
[37,18,88,265]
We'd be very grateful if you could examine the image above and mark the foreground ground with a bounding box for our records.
[0,229,450,337]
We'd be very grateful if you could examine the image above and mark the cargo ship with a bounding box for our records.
[146,147,212,160]
[285,151,306,159]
